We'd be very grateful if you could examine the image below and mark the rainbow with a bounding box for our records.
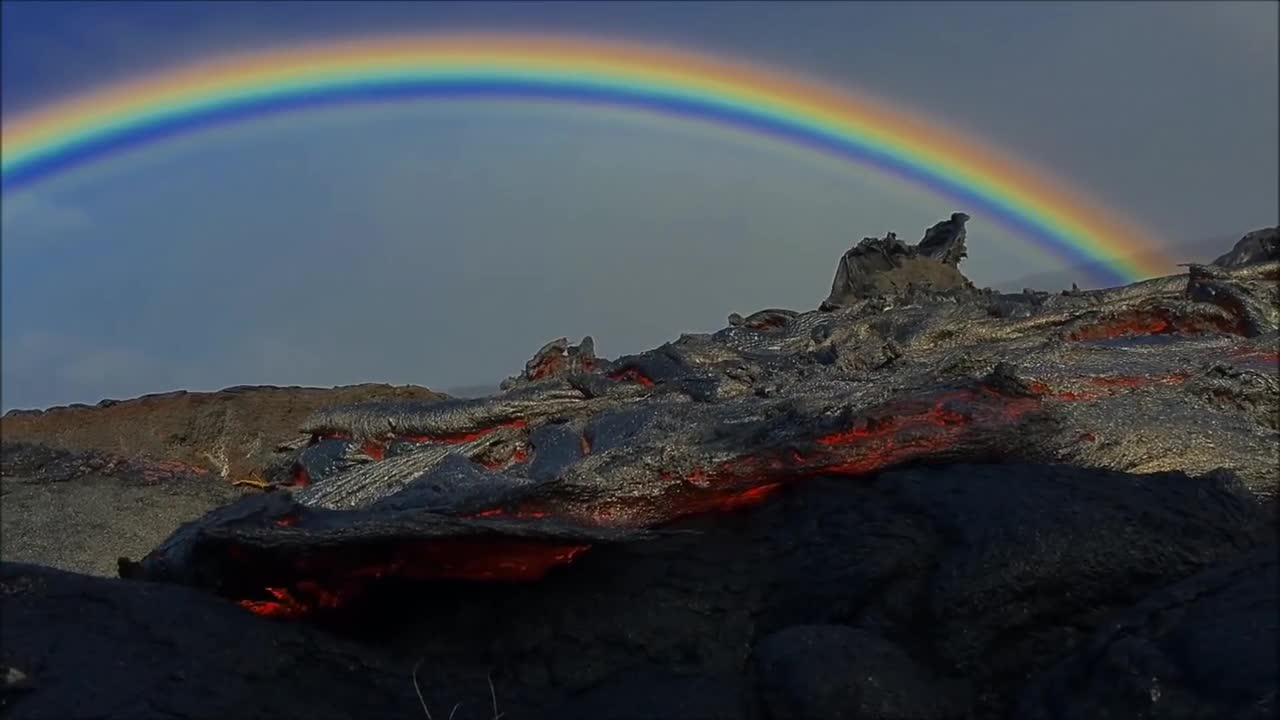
[1,32,1171,284]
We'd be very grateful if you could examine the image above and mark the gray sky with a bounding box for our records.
[2,1,1277,410]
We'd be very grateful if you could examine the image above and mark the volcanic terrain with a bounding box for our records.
[1,384,442,575]
[2,219,1276,720]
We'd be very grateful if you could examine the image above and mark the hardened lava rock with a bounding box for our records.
[820,215,974,310]
[1212,226,1280,267]
[10,463,1273,720]
[120,220,1279,618]
[1017,544,1278,720]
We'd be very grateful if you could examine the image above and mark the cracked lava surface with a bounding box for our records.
[118,228,1279,619]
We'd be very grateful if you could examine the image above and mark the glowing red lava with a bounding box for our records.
[288,466,311,487]
[1066,310,1244,341]
[359,441,385,461]
[237,540,592,618]
[608,368,656,387]
[249,386,1046,618]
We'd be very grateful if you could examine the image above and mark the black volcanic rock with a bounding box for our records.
[1211,226,1280,267]
[0,562,421,720]
[501,337,599,389]
[820,214,975,310]
[727,308,800,330]
[754,625,969,720]
[1018,544,1278,720]
[4,463,1274,720]
[917,211,971,266]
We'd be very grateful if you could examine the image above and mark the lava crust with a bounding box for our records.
[121,220,1280,618]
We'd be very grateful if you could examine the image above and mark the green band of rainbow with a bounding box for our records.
[1,33,1172,284]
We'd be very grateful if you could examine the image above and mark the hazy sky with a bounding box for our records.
[2,1,1277,410]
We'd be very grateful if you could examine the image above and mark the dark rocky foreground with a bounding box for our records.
[2,220,1277,719]
[3,465,1275,720]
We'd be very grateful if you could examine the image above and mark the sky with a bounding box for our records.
[2,1,1277,411]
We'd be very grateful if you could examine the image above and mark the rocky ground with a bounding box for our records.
[1,383,443,483]
[3,465,1274,720]
[0,454,241,577]
[1,384,443,576]
[1,220,1276,720]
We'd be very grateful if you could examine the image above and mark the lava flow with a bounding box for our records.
[1065,308,1243,341]
[236,539,593,618]
[117,217,1279,619]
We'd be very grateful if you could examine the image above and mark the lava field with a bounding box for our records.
[4,220,1277,720]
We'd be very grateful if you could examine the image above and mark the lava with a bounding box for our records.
[166,374,1220,619]
[465,506,551,521]
[289,466,311,487]
[311,421,528,448]
[472,441,531,470]
[359,441,385,461]
[680,482,785,516]
[608,368,656,387]
[118,218,1279,623]
[1229,347,1280,365]
[236,539,593,617]
[314,432,352,442]
[1088,373,1190,388]
[239,587,309,619]
[528,355,566,381]
[816,389,1011,447]
[1049,372,1194,402]
[397,419,528,445]
[1066,309,1244,341]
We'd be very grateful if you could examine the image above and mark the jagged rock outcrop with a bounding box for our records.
[917,211,971,266]
[501,337,599,389]
[820,214,975,310]
[1211,225,1280,267]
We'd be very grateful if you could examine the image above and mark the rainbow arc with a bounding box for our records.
[0,33,1172,284]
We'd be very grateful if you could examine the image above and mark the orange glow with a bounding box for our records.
[398,419,527,445]
[1067,310,1243,341]
[236,539,593,617]
[608,368,656,387]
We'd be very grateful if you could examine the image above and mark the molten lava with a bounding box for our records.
[1066,309,1244,341]
[608,368,656,387]
[235,539,592,618]
[119,230,1278,625]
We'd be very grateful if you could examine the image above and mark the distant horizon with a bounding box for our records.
[999,228,1253,292]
